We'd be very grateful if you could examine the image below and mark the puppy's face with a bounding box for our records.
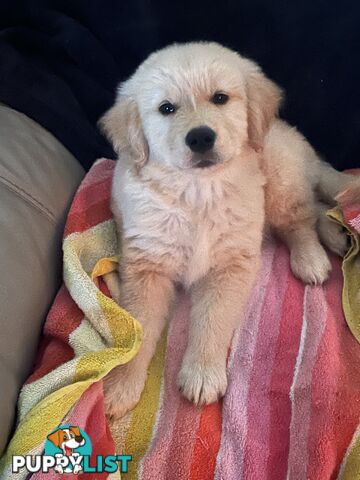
[101,42,282,172]
[136,50,248,170]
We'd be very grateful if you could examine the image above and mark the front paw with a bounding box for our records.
[177,358,227,406]
[290,242,331,285]
[104,365,146,421]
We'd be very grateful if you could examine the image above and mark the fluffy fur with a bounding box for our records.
[100,42,357,419]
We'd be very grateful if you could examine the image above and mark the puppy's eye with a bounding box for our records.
[159,102,177,115]
[211,93,229,105]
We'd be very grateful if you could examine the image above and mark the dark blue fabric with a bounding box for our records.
[0,0,359,169]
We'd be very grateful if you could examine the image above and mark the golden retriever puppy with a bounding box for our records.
[100,42,356,419]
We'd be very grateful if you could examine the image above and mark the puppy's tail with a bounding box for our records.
[316,161,360,206]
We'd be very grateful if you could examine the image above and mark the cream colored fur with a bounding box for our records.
[100,42,357,419]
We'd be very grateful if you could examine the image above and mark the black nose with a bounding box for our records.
[185,126,216,153]
[75,435,83,443]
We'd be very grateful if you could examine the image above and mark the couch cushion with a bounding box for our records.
[0,105,84,454]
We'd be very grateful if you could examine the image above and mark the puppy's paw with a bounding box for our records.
[290,242,331,285]
[317,216,350,257]
[177,358,227,406]
[104,364,146,421]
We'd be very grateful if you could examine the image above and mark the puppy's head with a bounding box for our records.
[100,42,282,171]
[47,427,85,449]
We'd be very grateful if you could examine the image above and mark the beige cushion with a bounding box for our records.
[0,105,85,454]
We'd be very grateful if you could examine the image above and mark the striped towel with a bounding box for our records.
[1,158,360,480]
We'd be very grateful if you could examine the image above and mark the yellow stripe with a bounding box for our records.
[0,256,142,472]
[91,256,119,281]
[327,207,360,478]
[123,328,168,479]
[327,207,360,342]
[340,432,360,479]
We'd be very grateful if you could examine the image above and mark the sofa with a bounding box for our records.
[0,104,84,454]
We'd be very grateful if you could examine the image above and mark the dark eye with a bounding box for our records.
[212,93,229,105]
[159,102,177,115]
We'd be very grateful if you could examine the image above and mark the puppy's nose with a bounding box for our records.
[75,435,83,443]
[185,126,216,153]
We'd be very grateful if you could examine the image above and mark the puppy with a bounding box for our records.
[100,42,356,419]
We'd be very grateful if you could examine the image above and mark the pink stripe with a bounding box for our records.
[140,293,198,480]
[242,245,291,479]
[266,273,304,480]
[286,284,328,479]
[214,238,277,480]
[67,383,106,438]
[163,397,202,480]
[77,158,114,192]
[349,215,360,233]
[306,256,345,479]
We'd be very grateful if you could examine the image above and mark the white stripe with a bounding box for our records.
[286,287,309,480]
[289,287,309,404]
[286,286,327,480]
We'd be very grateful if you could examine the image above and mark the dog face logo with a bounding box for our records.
[47,426,85,455]
[45,425,91,474]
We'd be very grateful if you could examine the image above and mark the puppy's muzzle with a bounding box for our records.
[185,126,216,154]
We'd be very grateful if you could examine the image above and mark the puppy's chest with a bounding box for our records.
[128,188,246,285]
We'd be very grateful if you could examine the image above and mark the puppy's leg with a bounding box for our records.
[263,123,331,284]
[104,260,175,420]
[316,201,350,257]
[266,184,331,284]
[178,258,259,405]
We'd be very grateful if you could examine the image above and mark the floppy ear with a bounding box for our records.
[47,429,63,447]
[99,95,148,170]
[244,61,283,150]
[69,426,81,437]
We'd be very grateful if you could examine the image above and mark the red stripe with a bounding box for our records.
[78,396,115,480]
[25,287,83,384]
[64,197,113,236]
[25,338,74,384]
[266,274,304,479]
[163,399,202,479]
[69,176,112,217]
[64,159,114,237]
[189,402,222,480]
[43,287,83,339]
